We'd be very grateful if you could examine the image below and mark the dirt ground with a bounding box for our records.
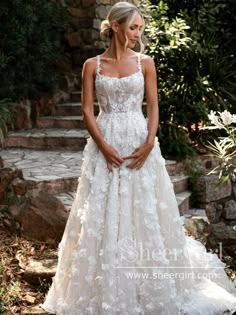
[0,208,235,315]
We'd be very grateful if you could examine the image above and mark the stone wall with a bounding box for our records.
[196,174,236,226]
[0,164,69,242]
[192,154,236,226]
[60,0,139,92]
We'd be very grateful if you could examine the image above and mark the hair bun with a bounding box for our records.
[100,19,112,40]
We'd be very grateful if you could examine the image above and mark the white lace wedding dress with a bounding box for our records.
[40,54,236,315]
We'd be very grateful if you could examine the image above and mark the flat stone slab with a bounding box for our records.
[1,148,83,182]
[176,190,191,215]
[183,208,209,223]
[23,258,57,284]
[170,174,189,193]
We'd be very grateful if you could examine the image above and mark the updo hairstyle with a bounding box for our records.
[100,2,145,51]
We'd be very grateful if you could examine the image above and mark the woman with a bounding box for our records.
[40,2,236,314]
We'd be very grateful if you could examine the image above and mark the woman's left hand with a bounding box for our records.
[122,142,154,170]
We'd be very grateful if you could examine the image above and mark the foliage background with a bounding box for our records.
[0,0,69,101]
[141,0,236,159]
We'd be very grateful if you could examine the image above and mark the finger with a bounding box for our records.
[113,160,122,167]
[122,148,141,160]
[126,161,138,169]
[122,153,138,160]
[112,153,125,163]
[107,162,113,172]
[117,157,125,163]
[126,157,144,169]
[136,161,144,170]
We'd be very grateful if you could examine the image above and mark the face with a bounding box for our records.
[114,13,143,48]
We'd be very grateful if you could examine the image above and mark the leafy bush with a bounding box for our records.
[141,0,236,159]
[202,110,236,183]
[158,122,196,159]
[0,0,69,101]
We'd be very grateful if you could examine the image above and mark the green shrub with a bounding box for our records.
[202,110,236,183]
[141,0,236,159]
[0,0,69,101]
[158,122,196,159]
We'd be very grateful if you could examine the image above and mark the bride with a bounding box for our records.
[40,2,236,314]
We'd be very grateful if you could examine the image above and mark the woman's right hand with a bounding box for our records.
[100,143,125,172]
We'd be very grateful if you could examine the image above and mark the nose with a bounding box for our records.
[135,29,141,39]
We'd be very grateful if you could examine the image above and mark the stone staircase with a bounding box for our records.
[1,91,191,215]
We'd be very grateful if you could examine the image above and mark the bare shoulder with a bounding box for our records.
[139,54,156,79]
[140,54,155,70]
[82,57,97,76]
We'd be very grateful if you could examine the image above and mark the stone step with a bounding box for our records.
[55,101,147,116]
[183,208,209,223]
[55,189,192,215]
[23,258,57,285]
[37,115,86,129]
[170,174,189,194]
[55,102,100,116]
[70,91,81,102]
[55,102,84,116]
[1,149,182,196]
[176,190,192,215]
[5,128,89,150]
[165,159,177,176]
[0,148,83,194]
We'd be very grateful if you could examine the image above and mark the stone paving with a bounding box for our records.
[1,148,83,182]
[6,128,89,139]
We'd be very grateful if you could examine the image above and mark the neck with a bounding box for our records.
[106,38,129,60]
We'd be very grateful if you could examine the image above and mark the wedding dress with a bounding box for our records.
[40,53,236,315]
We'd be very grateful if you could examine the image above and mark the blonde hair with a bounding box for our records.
[100,2,145,52]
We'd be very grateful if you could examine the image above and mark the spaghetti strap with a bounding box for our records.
[96,55,101,75]
[137,53,142,72]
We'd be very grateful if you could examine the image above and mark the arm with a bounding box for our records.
[143,55,159,146]
[123,55,159,170]
[81,58,124,171]
[81,58,107,150]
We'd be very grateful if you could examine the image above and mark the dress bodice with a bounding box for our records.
[95,54,144,114]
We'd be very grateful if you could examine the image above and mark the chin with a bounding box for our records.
[128,43,136,49]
